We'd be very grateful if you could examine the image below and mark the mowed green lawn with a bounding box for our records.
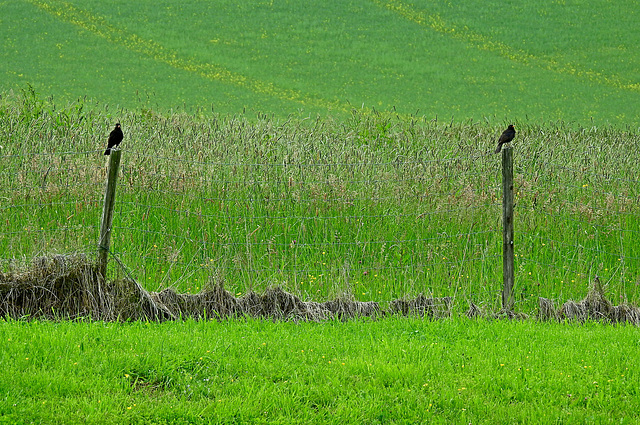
[2,317,640,424]
[1,0,639,124]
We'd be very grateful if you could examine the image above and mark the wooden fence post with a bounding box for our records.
[501,146,515,310]
[98,149,122,278]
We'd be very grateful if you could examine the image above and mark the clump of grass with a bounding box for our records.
[465,301,483,318]
[389,294,452,318]
[562,276,614,321]
[154,285,385,321]
[109,277,174,322]
[241,286,331,321]
[612,304,640,324]
[0,254,427,321]
[154,285,333,321]
[0,254,172,321]
[322,294,383,319]
[537,277,640,325]
[153,284,240,320]
[0,254,106,319]
[537,297,557,321]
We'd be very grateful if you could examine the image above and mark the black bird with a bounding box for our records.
[495,124,516,154]
[104,123,123,155]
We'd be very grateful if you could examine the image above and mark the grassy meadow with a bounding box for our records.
[2,0,640,422]
[2,91,639,313]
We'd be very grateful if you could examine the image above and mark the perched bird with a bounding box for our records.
[495,124,516,154]
[104,123,123,155]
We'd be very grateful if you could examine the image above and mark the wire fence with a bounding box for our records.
[111,147,505,305]
[2,123,639,311]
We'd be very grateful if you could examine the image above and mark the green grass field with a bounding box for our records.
[2,0,640,124]
[3,0,640,422]
[3,317,640,424]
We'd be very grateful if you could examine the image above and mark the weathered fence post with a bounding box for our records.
[502,146,515,310]
[98,149,122,278]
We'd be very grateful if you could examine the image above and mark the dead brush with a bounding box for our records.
[537,297,558,321]
[465,301,484,318]
[322,294,383,320]
[151,285,333,321]
[559,276,612,322]
[389,294,452,318]
[0,254,108,320]
[4,255,640,325]
[152,284,241,320]
[0,254,172,321]
[240,286,331,321]
[111,278,174,321]
[612,304,640,325]
[493,308,529,320]
[555,276,640,324]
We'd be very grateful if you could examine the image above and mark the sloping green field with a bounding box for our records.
[2,0,639,124]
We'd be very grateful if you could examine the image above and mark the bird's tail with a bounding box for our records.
[494,143,503,154]
[104,149,111,155]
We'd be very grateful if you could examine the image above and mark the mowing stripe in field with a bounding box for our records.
[25,0,354,114]
[371,0,640,93]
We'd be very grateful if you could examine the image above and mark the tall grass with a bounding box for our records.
[1,91,639,312]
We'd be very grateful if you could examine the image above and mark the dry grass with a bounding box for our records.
[0,254,108,320]
[0,254,406,321]
[537,297,557,321]
[3,255,640,324]
[389,294,452,319]
[538,277,640,325]
[0,254,172,321]
[323,296,383,320]
[465,301,483,318]
[152,286,332,321]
